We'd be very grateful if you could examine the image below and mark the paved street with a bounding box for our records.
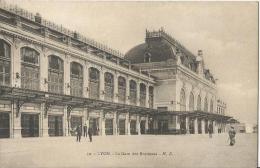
[0,133,257,168]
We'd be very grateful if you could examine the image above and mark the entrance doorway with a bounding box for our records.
[140,120,146,134]
[198,119,202,134]
[21,114,39,137]
[179,116,186,134]
[0,112,10,138]
[189,118,195,134]
[89,118,99,135]
[119,119,125,135]
[71,116,82,136]
[158,120,168,134]
[130,120,137,135]
[105,119,113,135]
[48,115,63,136]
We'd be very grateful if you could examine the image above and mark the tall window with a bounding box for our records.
[104,72,114,102]
[48,55,64,94]
[189,92,194,111]
[89,67,100,99]
[140,83,146,107]
[197,95,201,110]
[70,62,83,97]
[129,80,137,105]
[0,40,11,86]
[180,89,186,111]
[210,99,214,113]
[204,97,208,112]
[149,86,154,108]
[118,76,126,103]
[21,47,40,90]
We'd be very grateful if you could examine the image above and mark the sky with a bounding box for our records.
[5,0,258,125]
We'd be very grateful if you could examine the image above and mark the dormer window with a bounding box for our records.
[144,52,151,63]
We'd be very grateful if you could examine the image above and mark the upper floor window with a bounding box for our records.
[0,40,11,86]
[129,80,137,105]
[140,83,146,107]
[104,72,114,102]
[210,99,214,113]
[118,76,126,103]
[149,86,154,108]
[21,47,40,90]
[197,95,201,111]
[180,89,186,111]
[189,92,194,111]
[89,67,100,99]
[204,97,208,112]
[70,62,83,97]
[48,55,64,94]
[21,47,39,65]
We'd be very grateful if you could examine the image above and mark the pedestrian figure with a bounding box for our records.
[83,124,88,138]
[76,124,82,142]
[88,127,93,142]
[228,126,236,146]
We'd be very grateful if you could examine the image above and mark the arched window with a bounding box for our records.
[189,92,194,111]
[149,86,154,108]
[21,47,40,90]
[89,67,100,99]
[129,80,137,105]
[180,89,186,111]
[210,99,214,113]
[118,76,126,103]
[70,62,83,97]
[104,72,114,102]
[140,83,146,107]
[197,95,201,111]
[204,97,208,112]
[0,40,11,86]
[48,55,64,94]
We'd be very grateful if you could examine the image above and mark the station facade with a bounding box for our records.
[0,2,230,138]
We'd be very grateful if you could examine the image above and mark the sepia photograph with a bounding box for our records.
[0,0,258,168]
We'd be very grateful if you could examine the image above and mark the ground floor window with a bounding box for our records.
[130,120,137,135]
[119,120,125,135]
[89,118,99,135]
[0,112,10,138]
[158,120,168,134]
[48,115,63,137]
[71,116,82,136]
[21,113,39,137]
[105,119,113,135]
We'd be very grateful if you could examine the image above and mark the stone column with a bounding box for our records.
[113,75,118,103]
[13,102,21,138]
[127,113,131,135]
[64,56,70,95]
[145,115,149,134]
[113,111,118,135]
[137,116,141,135]
[185,116,189,134]
[40,50,48,92]
[100,71,105,101]
[41,103,49,137]
[126,78,130,105]
[83,64,89,98]
[12,40,21,88]
[101,111,106,136]
[194,118,198,134]
[64,106,69,136]
[201,119,205,134]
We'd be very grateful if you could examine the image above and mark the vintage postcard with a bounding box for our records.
[0,1,258,168]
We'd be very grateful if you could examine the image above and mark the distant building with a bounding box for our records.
[0,2,232,138]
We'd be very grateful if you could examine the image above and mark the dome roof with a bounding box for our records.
[125,39,175,64]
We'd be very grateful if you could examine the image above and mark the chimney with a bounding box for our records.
[198,50,203,57]
[35,13,42,24]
